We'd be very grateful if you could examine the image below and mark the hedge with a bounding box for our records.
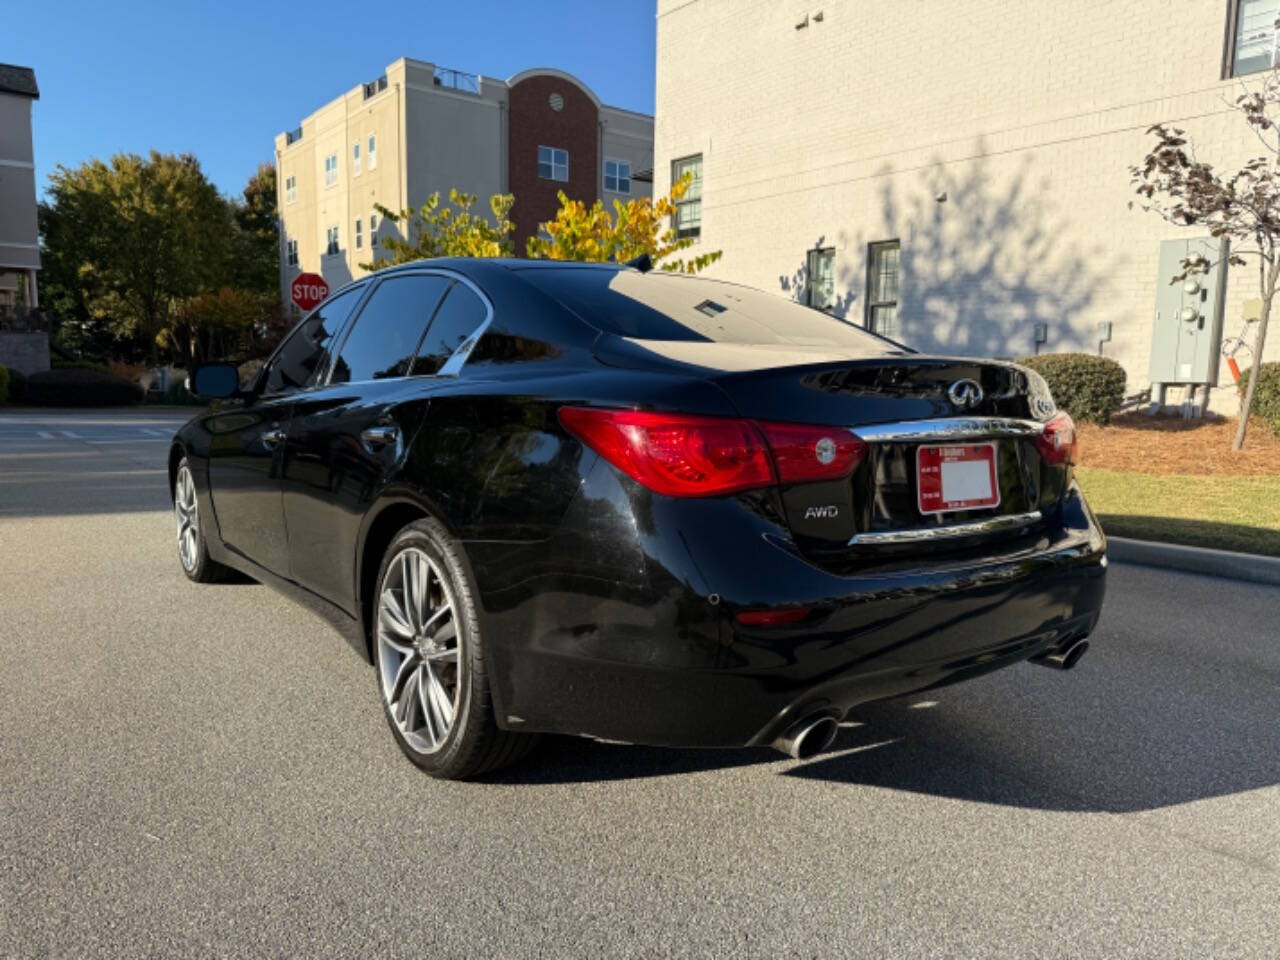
[0,366,9,406]
[6,367,24,404]
[1018,353,1127,424]
[24,368,145,407]
[1238,362,1280,436]
[51,357,111,375]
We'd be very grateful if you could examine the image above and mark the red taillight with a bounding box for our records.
[1035,411,1077,465]
[557,407,775,497]
[558,407,870,497]
[735,606,813,627]
[756,421,868,485]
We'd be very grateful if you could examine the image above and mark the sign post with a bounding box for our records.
[290,273,330,312]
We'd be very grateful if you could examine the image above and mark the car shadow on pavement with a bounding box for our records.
[492,670,1280,815]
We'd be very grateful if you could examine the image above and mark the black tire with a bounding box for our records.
[372,517,537,779]
[174,456,232,584]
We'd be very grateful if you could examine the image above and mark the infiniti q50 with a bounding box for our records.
[173,258,1107,779]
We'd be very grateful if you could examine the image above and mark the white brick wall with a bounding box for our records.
[655,0,1280,413]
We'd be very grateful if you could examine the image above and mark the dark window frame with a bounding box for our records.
[671,154,703,240]
[805,246,836,310]
[864,240,901,338]
[1223,0,1278,78]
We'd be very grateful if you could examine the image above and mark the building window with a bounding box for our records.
[286,238,298,267]
[865,241,900,338]
[324,153,338,187]
[671,154,702,239]
[368,135,377,171]
[1226,0,1280,76]
[806,247,835,311]
[604,159,631,194]
[369,212,379,247]
[326,225,340,256]
[353,141,361,176]
[538,146,569,182]
[354,218,363,250]
[285,175,296,205]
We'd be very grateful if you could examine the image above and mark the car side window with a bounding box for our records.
[412,282,489,375]
[260,287,363,396]
[329,274,451,384]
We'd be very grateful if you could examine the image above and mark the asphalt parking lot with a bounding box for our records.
[1,408,1278,958]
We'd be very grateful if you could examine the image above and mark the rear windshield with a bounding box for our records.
[516,267,904,350]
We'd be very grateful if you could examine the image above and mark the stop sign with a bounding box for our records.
[291,272,330,312]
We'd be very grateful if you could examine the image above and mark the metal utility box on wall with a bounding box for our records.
[1149,237,1226,386]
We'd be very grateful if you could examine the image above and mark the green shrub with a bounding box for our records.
[1238,362,1280,436]
[51,357,111,375]
[5,368,24,404]
[160,379,203,406]
[24,368,145,407]
[1018,353,1127,424]
[0,366,9,406]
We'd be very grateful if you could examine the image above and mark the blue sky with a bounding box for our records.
[5,0,657,200]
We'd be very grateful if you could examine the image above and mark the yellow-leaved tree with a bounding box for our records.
[525,174,722,273]
[362,189,515,270]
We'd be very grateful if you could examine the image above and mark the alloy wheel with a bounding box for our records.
[174,464,200,573]
[377,547,461,754]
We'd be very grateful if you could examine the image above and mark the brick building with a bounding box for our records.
[654,0,1280,412]
[274,60,653,311]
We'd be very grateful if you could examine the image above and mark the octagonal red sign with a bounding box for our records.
[290,272,329,312]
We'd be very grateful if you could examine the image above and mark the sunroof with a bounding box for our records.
[694,300,726,317]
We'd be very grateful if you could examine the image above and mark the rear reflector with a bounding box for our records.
[735,606,812,627]
[1035,411,1077,465]
[557,407,775,497]
[756,421,868,485]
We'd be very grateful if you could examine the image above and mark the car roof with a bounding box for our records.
[373,256,628,278]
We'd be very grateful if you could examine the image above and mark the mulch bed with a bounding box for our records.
[1076,413,1280,476]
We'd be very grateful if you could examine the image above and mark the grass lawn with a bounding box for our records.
[1076,467,1280,557]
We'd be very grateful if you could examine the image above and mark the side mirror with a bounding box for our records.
[188,362,241,399]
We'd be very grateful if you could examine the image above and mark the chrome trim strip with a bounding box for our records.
[848,510,1044,546]
[853,417,1045,443]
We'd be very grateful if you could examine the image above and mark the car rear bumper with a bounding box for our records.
[467,471,1107,749]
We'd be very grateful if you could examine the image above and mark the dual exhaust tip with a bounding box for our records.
[773,637,1090,760]
[773,715,839,760]
[1030,637,1090,671]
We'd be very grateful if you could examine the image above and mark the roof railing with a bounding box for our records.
[433,66,479,94]
[285,126,303,145]
[363,75,388,99]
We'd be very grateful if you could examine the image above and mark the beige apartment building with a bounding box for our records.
[275,58,653,312]
[655,0,1280,412]
[0,64,40,315]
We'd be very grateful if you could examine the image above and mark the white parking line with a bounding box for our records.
[60,431,80,439]
[37,431,54,439]
[141,429,168,437]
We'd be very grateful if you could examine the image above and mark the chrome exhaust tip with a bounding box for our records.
[773,715,839,759]
[1031,638,1090,671]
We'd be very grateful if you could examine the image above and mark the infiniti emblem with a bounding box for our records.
[814,437,837,465]
[947,379,984,409]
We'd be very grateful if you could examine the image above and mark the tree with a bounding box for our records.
[232,163,280,295]
[167,287,276,363]
[525,174,722,273]
[1131,70,1280,450]
[363,190,515,269]
[42,151,234,362]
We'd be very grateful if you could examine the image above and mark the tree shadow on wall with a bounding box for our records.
[778,148,1112,359]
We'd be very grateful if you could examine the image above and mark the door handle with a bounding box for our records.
[361,424,399,448]
[262,427,286,448]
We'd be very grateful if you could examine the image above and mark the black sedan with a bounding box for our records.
[174,258,1107,779]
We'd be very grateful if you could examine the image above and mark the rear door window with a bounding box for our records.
[412,282,489,375]
[329,274,451,384]
[261,286,364,395]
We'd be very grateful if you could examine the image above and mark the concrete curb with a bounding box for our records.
[1107,536,1280,587]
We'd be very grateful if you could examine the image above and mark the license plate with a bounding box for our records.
[917,442,1000,514]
